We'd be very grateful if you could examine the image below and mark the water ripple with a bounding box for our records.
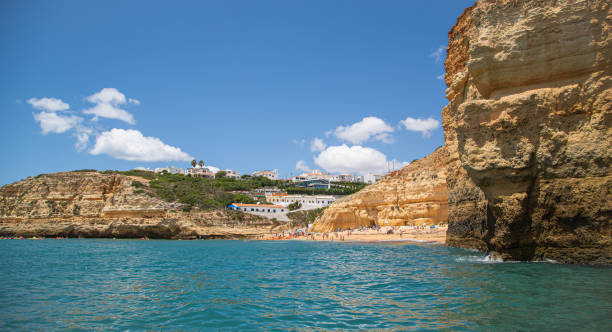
[0,239,611,330]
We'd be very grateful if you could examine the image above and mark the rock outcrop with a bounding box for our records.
[443,0,612,264]
[312,147,448,232]
[0,172,276,239]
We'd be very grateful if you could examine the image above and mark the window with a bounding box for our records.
[244,208,247,211]
[267,209,270,212]
[273,209,276,213]
[251,208,254,211]
[281,209,285,212]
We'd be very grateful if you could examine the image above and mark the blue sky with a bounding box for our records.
[0,0,474,185]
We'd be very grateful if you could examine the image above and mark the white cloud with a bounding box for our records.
[86,88,126,105]
[206,165,221,174]
[90,128,192,162]
[436,74,445,81]
[83,103,135,124]
[373,133,394,144]
[33,112,82,134]
[27,97,70,112]
[399,117,440,137]
[310,137,326,152]
[295,160,311,172]
[83,88,135,124]
[333,116,394,144]
[314,144,405,175]
[292,138,306,147]
[128,98,141,105]
[431,45,445,63]
[74,126,94,151]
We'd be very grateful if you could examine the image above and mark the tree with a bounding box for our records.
[288,201,302,211]
[198,160,204,167]
[215,170,227,179]
[191,159,197,168]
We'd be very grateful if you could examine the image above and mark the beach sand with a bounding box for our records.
[262,225,447,244]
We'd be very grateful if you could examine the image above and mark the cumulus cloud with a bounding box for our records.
[333,117,394,144]
[128,98,141,105]
[399,117,440,137]
[89,128,192,162]
[314,144,405,175]
[27,97,70,112]
[83,88,136,124]
[33,112,82,134]
[431,45,445,63]
[310,137,326,152]
[295,160,311,172]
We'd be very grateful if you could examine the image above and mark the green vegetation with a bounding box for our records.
[131,180,146,188]
[283,181,367,195]
[93,169,368,212]
[287,207,327,228]
[101,169,156,180]
[72,169,98,172]
[287,201,302,211]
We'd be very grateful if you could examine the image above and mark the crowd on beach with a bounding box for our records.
[259,224,448,244]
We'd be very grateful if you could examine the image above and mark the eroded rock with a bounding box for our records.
[443,0,612,264]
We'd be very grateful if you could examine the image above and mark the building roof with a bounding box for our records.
[232,203,285,208]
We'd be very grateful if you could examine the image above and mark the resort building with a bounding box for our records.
[252,169,279,180]
[363,173,384,184]
[266,193,336,209]
[228,203,288,221]
[154,167,184,174]
[224,169,240,179]
[185,166,214,178]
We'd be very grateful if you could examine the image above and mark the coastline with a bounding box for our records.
[260,225,448,244]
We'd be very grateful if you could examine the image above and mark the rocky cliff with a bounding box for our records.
[0,172,276,239]
[443,0,612,264]
[312,147,448,232]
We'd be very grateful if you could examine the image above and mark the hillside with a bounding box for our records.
[0,171,278,239]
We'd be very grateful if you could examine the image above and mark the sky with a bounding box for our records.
[0,0,474,185]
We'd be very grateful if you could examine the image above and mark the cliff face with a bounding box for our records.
[312,147,448,232]
[0,172,275,239]
[443,0,612,264]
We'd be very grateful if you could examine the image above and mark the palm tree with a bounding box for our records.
[191,159,197,168]
[198,160,204,168]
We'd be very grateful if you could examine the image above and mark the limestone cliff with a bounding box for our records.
[0,172,276,239]
[443,0,612,264]
[312,147,447,232]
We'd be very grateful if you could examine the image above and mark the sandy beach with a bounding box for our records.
[261,225,447,244]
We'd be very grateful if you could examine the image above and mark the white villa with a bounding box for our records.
[185,166,214,178]
[224,169,240,179]
[252,169,278,180]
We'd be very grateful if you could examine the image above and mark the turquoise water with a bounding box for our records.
[0,240,610,331]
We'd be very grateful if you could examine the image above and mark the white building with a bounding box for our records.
[363,173,384,184]
[185,166,214,178]
[224,169,240,179]
[229,203,289,221]
[154,166,184,174]
[330,174,360,183]
[291,170,333,182]
[252,169,278,180]
[266,194,336,209]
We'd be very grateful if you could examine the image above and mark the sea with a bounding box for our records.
[0,239,610,331]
